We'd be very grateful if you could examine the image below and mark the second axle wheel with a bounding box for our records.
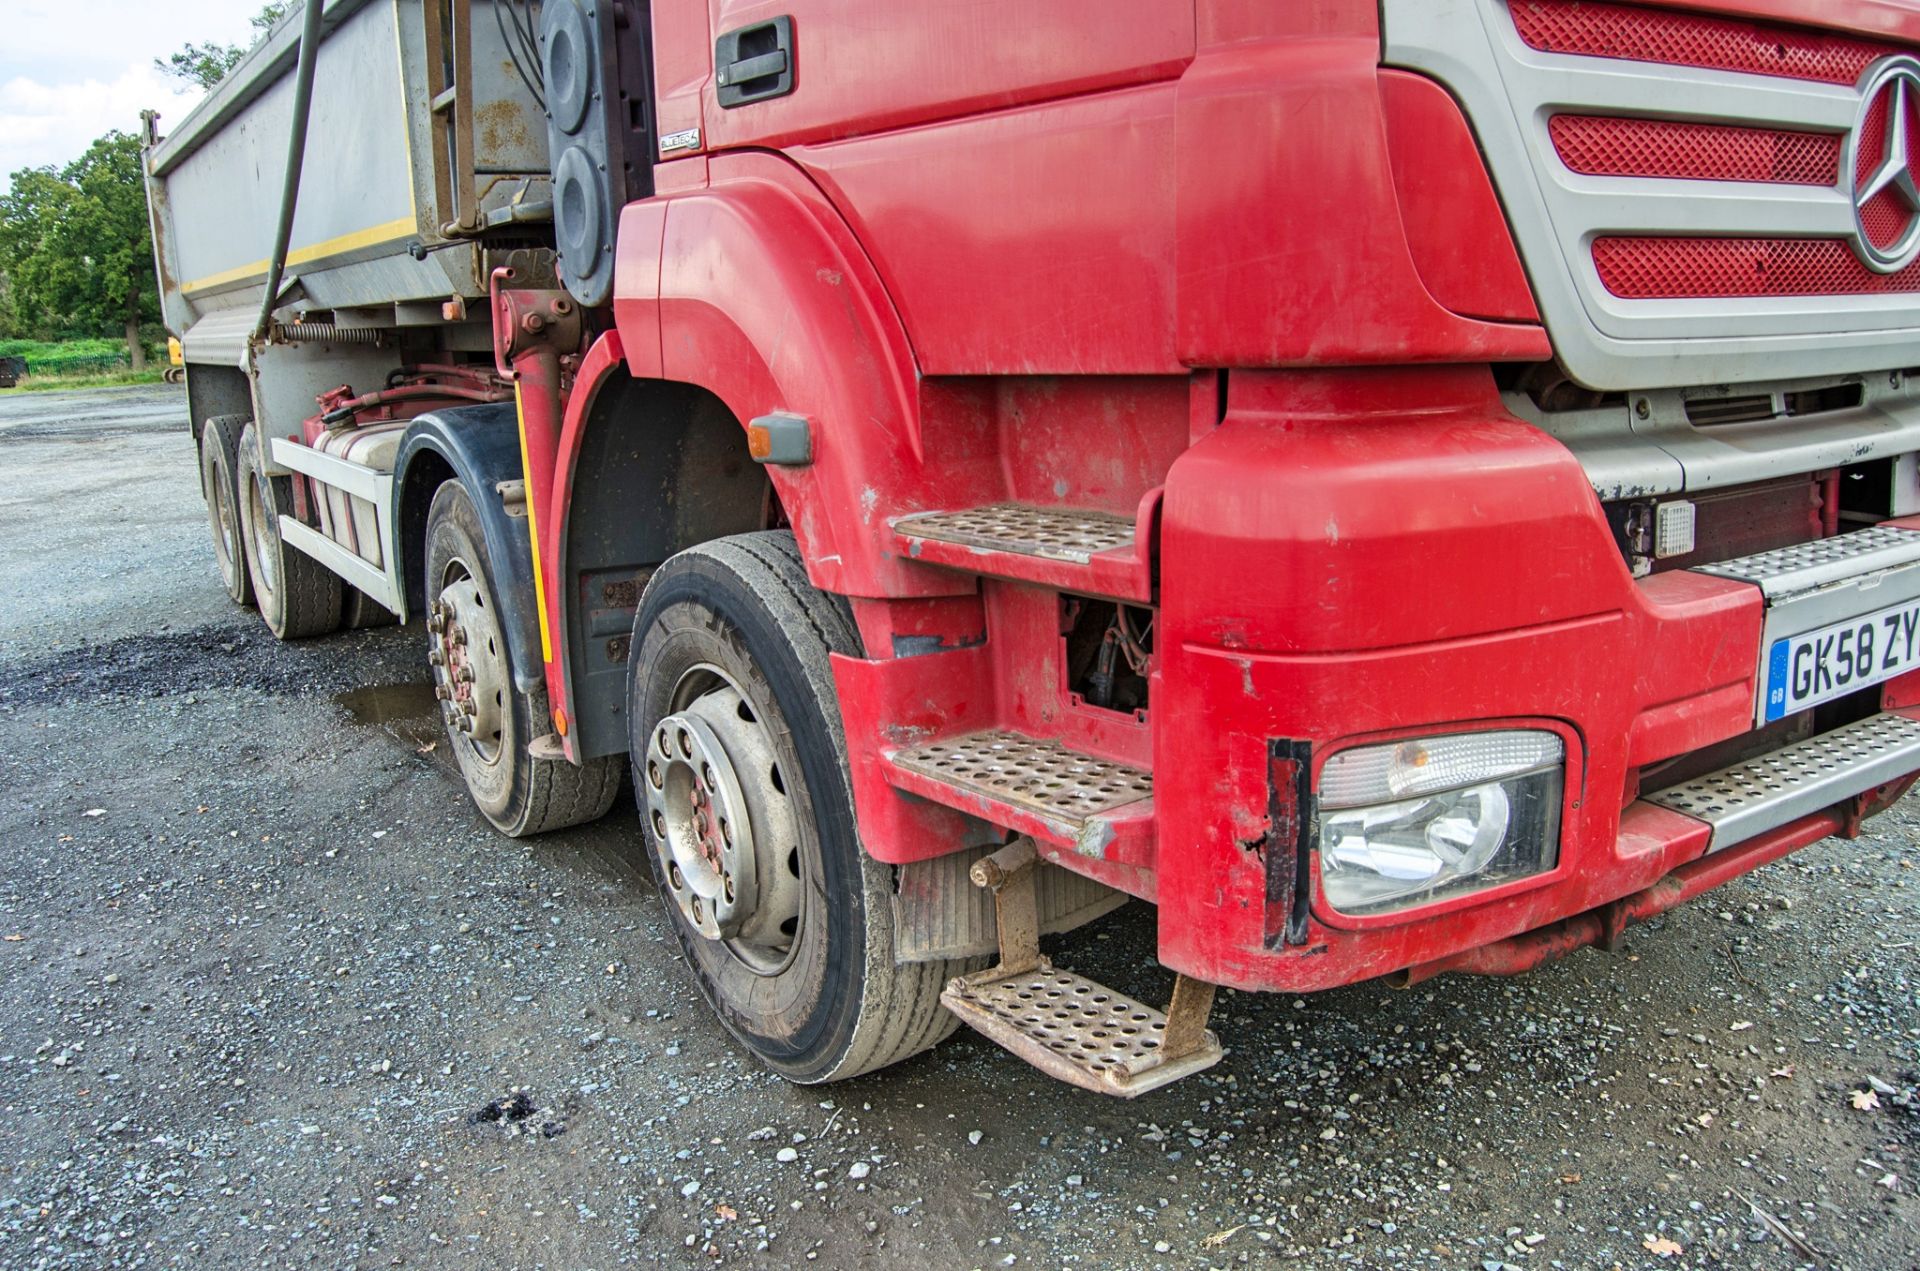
[424,480,619,836]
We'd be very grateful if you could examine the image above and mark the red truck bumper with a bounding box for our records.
[1152,366,1909,992]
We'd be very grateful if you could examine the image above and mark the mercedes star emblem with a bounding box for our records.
[1847,56,1920,274]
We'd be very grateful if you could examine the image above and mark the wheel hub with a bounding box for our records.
[429,578,508,760]
[645,708,760,940]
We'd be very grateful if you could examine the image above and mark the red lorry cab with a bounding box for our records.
[153,0,1920,1093]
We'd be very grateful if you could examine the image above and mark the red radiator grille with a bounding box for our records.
[1550,114,1842,185]
[1511,0,1904,86]
[1593,236,1920,298]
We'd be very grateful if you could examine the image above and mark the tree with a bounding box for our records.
[155,41,248,92]
[0,133,158,368]
[156,4,292,91]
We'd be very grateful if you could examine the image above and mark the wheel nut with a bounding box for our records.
[429,649,445,666]
[434,685,450,701]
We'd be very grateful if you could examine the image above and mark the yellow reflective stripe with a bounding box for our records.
[515,382,555,665]
[178,217,417,294]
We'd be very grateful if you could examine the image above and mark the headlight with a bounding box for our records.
[1318,730,1564,916]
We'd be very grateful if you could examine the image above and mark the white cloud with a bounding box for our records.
[0,0,263,191]
[0,64,203,186]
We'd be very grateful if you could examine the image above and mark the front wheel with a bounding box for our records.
[628,531,970,1083]
[423,480,619,836]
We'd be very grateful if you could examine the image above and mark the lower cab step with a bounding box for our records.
[940,839,1220,1096]
[944,958,1223,1097]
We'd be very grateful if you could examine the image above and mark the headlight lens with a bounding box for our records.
[1318,730,1564,916]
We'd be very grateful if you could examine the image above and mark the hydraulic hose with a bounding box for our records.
[254,0,329,341]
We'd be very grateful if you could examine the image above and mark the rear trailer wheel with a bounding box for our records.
[198,413,252,608]
[423,480,619,837]
[629,531,968,1083]
[235,424,342,640]
[343,588,398,629]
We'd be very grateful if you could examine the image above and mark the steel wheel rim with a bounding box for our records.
[244,470,279,598]
[430,558,510,765]
[210,472,241,589]
[646,663,806,976]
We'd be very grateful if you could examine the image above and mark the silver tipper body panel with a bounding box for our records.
[1383,0,1920,391]
[1644,711,1920,849]
[145,0,549,340]
[1693,526,1920,725]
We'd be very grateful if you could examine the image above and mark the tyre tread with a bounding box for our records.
[661,531,968,1081]
[199,414,253,608]
[237,424,341,641]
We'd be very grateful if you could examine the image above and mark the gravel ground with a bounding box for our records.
[0,384,1915,1271]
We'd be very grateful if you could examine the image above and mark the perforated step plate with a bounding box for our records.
[894,503,1135,564]
[941,959,1222,1097]
[1645,712,1920,849]
[890,730,1153,829]
[1697,525,1920,599]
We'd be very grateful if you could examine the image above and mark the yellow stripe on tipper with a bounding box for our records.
[515,383,556,665]
[179,217,417,294]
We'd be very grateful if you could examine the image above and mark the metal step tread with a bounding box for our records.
[1697,525,1920,599]
[891,729,1153,828]
[1645,711,1920,848]
[941,959,1221,1097]
[895,503,1136,564]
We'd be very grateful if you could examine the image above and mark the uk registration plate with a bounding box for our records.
[1763,596,1920,722]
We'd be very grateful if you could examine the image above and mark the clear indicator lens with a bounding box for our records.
[1319,730,1563,810]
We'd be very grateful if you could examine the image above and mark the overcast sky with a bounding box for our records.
[0,0,264,192]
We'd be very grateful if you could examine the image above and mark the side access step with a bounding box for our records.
[887,728,1154,861]
[893,502,1152,602]
[1644,711,1920,850]
[941,840,1221,1097]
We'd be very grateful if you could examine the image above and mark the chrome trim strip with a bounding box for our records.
[1507,370,1920,500]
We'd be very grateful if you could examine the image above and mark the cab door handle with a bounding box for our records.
[716,16,794,107]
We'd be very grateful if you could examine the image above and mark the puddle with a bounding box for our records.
[335,680,438,726]
[333,682,452,771]
[335,680,650,887]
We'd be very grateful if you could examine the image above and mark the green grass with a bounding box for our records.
[0,337,138,377]
[0,338,175,391]
[8,368,170,392]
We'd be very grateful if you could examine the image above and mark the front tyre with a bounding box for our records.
[629,531,967,1083]
[423,480,619,836]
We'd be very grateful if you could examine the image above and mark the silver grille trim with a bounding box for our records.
[1383,0,1920,390]
[1644,711,1920,848]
